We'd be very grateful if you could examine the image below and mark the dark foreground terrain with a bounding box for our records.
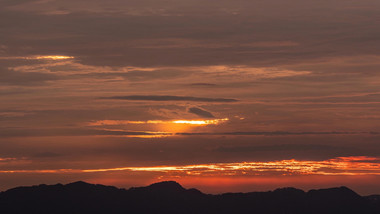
[1,181,379,214]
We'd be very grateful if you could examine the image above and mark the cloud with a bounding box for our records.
[0,128,169,137]
[32,152,63,158]
[176,131,371,136]
[216,144,342,153]
[73,156,380,176]
[2,0,379,68]
[100,95,238,102]
[188,107,215,118]
[2,156,380,177]
[1,0,380,194]
[2,128,374,138]
[0,157,17,162]
[0,66,58,86]
[71,68,194,81]
[189,83,217,87]
[0,112,31,118]
[87,118,228,126]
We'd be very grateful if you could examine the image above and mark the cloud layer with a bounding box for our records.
[101,95,238,102]
[1,0,380,194]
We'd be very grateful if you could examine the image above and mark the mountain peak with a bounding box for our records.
[308,186,358,195]
[66,181,91,186]
[307,186,361,202]
[147,181,185,191]
[274,187,305,193]
[65,181,95,189]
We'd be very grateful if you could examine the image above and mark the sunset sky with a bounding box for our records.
[1,0,380,195]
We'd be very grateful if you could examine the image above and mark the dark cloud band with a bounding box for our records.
[188,107,215,118]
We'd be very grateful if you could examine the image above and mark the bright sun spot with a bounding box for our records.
[88,118,229,126]
[34,55,74,60]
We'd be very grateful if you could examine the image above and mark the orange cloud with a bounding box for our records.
[0,55,74,60]
[81,157,380,176]
[33,55,74,60]
[1,156,380,176]
[0,158,17,162]
[87,118,229,135]
[88,118,229,126]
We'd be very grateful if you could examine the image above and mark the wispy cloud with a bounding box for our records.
[0,157,17,162]
[100,95,238,102]
[0,66,58,86]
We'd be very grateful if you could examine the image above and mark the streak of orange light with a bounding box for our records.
[0,158,17,161]
[0,56,74,60]
[34,55,74,60]
[88,118,229,126]
[1,156,380,176]
[172,118,229,125]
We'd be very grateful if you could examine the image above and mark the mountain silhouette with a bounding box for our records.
[0,181,379,214]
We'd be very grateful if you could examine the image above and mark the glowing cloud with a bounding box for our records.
[81,157,380,176]
[34,55,74,60]
[172,118,229,125]
[88,118,229,126]
[0,55,74,60]
[0,158,17,162]
[1,156,380,176]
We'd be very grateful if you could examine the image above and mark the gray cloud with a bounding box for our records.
[32,152,63,158]
[1,1,379,68]
[188,107,215,118]
[0,66,58,86]
[189,83,217,87]
[176,131,374,136]
[100,95,238,102]
[0,128,169,137]
[74,69,192,81]
[216,144,342,153]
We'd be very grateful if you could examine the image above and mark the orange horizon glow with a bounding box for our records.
[1,156,380,176]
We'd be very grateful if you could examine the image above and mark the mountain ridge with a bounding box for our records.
[0,181,379,214]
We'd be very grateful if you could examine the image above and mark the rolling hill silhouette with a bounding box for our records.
[0,181,379,214]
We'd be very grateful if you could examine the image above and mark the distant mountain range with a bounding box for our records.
[1,181,379,214]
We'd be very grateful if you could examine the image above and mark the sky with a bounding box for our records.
[1,0,380,195]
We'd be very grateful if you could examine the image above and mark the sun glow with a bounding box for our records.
[88,118,229,126]
[87,118,229,135]
[34,55,74,60]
